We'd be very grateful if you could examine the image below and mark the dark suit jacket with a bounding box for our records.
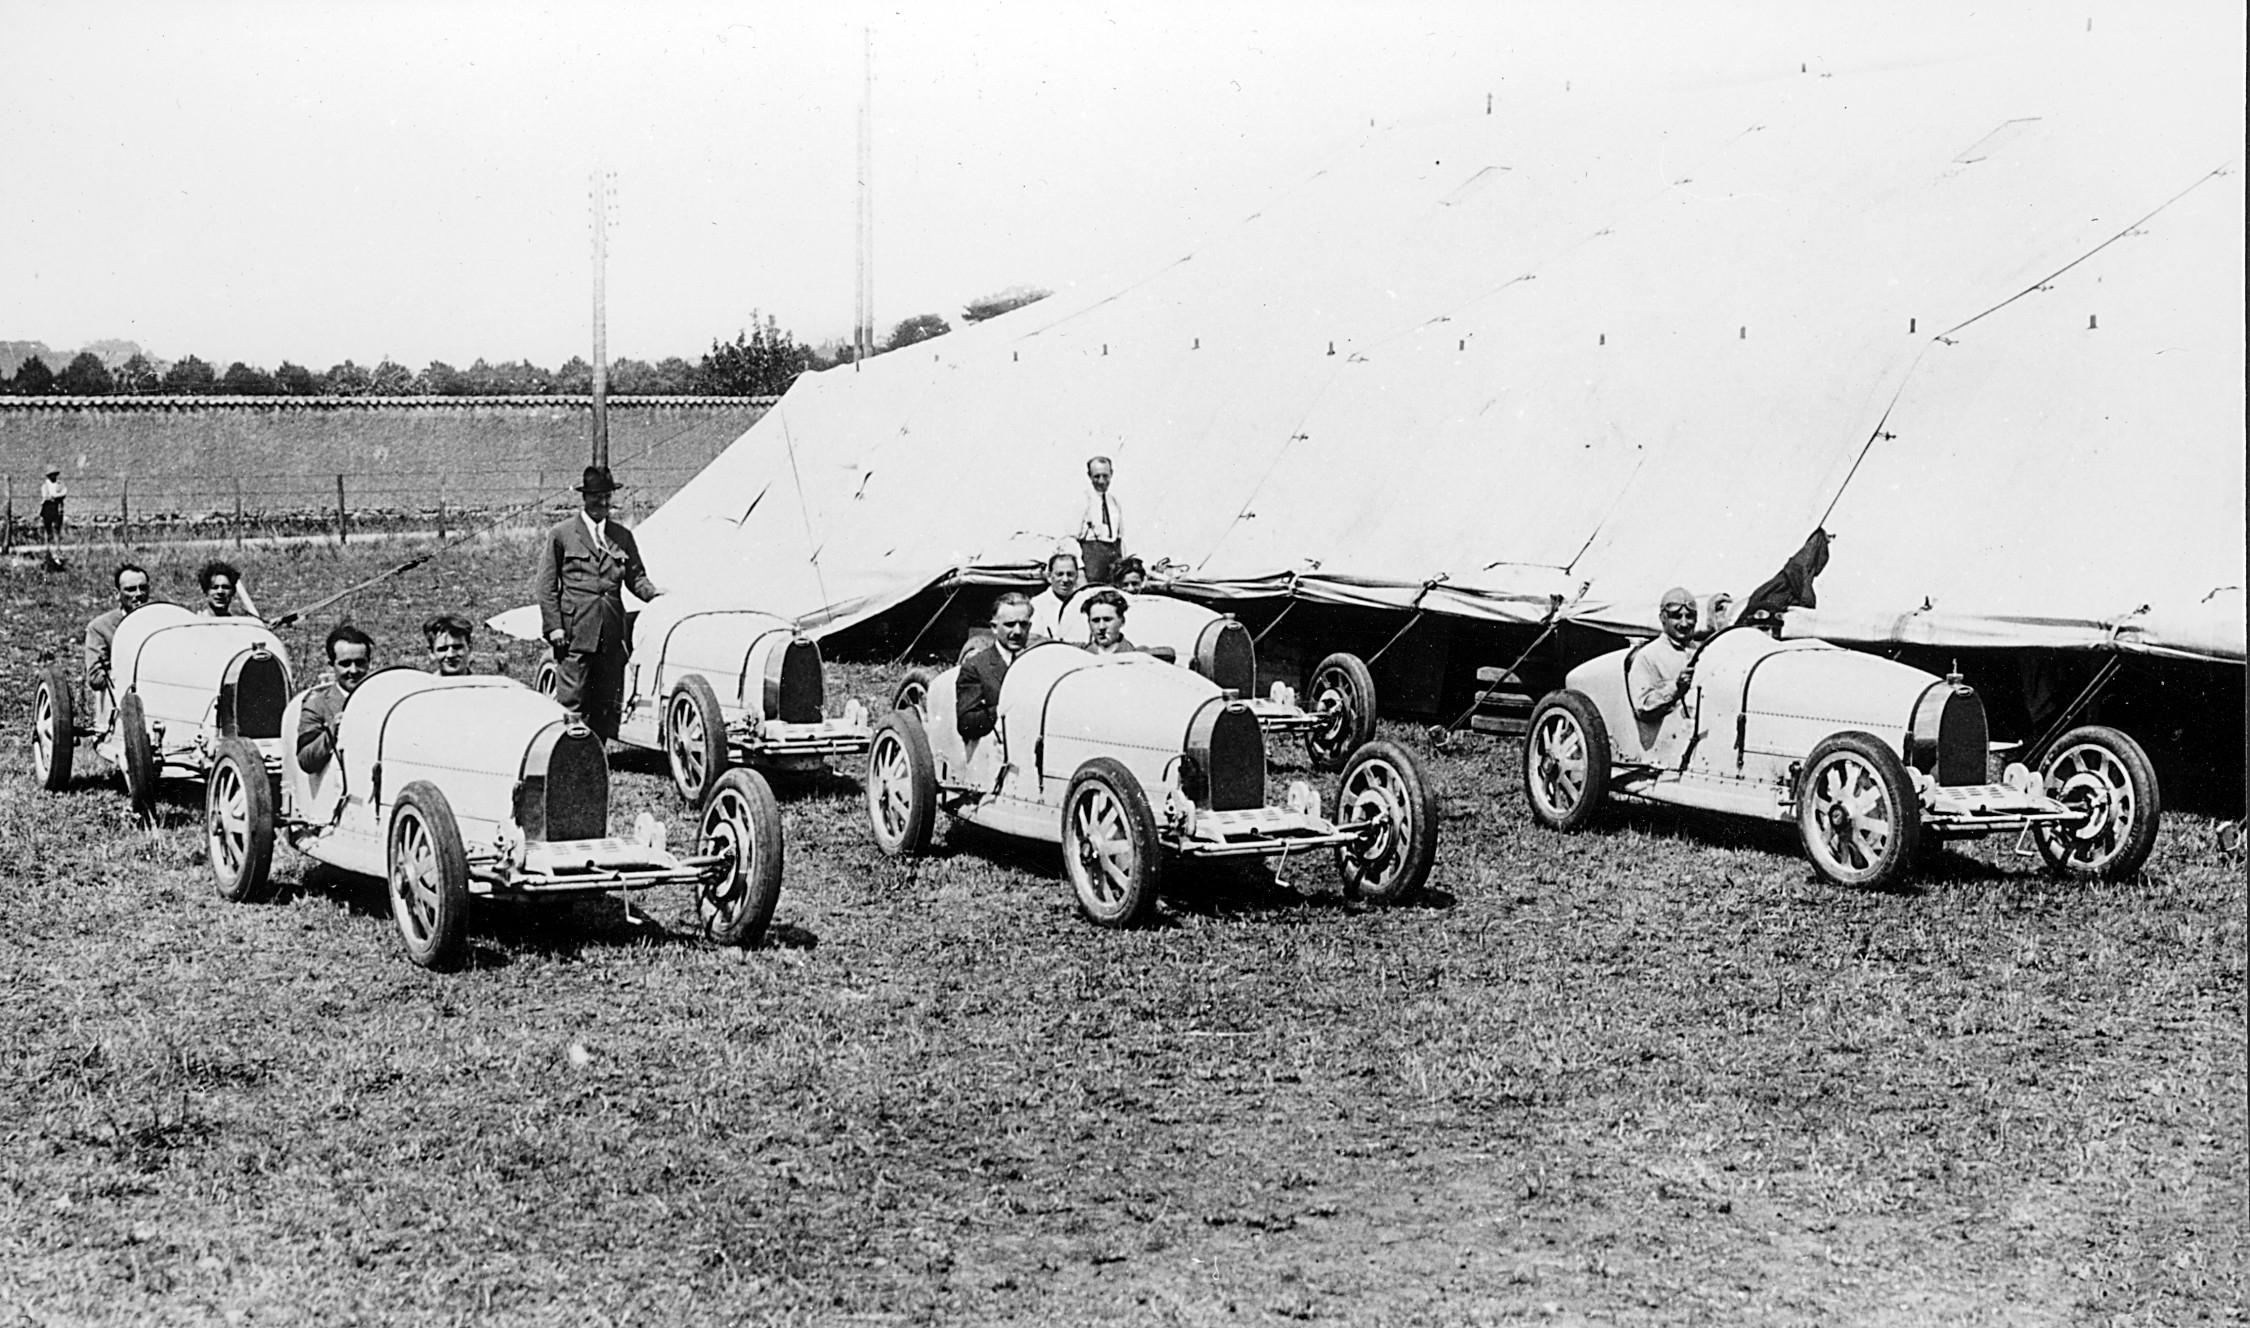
[956,644,1014,742]
[534,515,660,654]
[296,682,349,773]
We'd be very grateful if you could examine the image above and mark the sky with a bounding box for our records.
[0,0,2156,371]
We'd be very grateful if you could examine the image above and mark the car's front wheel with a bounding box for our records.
[205,737,277,904]
[1335,740,1438,904]
[1062,758,1162,928]
[32,668,75,792]
[1796,732,1920,889]
[1524,690,1611,831]
[697,768,784,946]
[117,690,159,824]
[388,782,470,970]
[666,674,730,807]
[2033,725,2161,880]
[865,712,936,857]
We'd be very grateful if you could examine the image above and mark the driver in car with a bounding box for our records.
[298,624,375,773]
[84,562,155,694]
[1630,586,1700,719]
[957,594,1034,742]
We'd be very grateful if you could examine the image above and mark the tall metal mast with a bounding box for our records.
[590,169,613,468]
[854,28,874,364]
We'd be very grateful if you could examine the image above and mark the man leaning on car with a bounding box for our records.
[1629,586,1700,720]
[957,593,1034,742]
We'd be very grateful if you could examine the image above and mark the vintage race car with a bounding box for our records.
[533,595,871,805]
[870,641,1438,927]
[899,589,1379,770]
[1522,627,2162,889]
[32,602,294,822]
[206,667,783,970]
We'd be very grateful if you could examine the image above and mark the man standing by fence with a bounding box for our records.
[534,466,661,740]
[40,466,66,550]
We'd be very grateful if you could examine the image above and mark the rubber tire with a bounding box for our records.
[388,781,471,971]
[1795,732,1921,890]
[2033,724,2162,881]
[117,690,160,824]
[892,668,934,716]
[1334,739,1439,904]
[1062,757,1164,928]
[1306,652,1380,772]
[1523,690,1612,832]
[205,736,277,903]
[534,658,560,699]
[665,674,730,807]
[865,711,937,857]
[34,668,75,792]
[697,768,785,946]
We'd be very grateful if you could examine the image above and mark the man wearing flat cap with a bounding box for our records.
[533,465,662,739]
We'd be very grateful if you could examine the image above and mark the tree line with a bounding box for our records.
[2,287,1051,401]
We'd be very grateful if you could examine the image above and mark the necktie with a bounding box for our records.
[1099,494,1111,537]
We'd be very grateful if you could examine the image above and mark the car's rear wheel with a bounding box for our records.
[33,668,75,792]
[205,737,277,904]
[2034,725,2161,880]
[388,781,470,970]
[697,768,784,946]
[891,668,934,716]
[865,712,936,857]
[1305,652,1379,771]
[1796,732,1920,889]
[666,674,730,807]
[1524,690,1611,831]
[117,690,159,824]
[1062,758,1162,928]
[1335,740,1438,904]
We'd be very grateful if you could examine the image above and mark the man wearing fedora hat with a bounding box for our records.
[533,465,662,739]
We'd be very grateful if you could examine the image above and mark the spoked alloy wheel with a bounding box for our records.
[534,659,560,699]
[1523,691,1611,831]
[205,737,277,903]
[1305,653,1378,771]
[1795,733,1919,889]
[2033,725,2161,880]
[892,669,933,716]
[1334,740,1438,904]
[117,691,160,824]
[666,675,729,806]
[1061,758,1161,928]
[864,713,936,856]
[33,668,75,791]
[696,768,784,946]
[388,782,470,970]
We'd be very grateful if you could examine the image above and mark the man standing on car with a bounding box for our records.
[298,623,375,774]
[957,593,1034,742]
[1630,586,1700,720]
[534,466,662,740]
[84,562,155,694]
[1070,455,1125,584]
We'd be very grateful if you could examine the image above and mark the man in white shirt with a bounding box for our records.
[1070,455,1125,584]
[1629,586,1700,720]
[1028,550,1082,640]
[40,466,66,546]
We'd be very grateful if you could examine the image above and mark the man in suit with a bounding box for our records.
[534,466,663,739]
[957,593,1034,743]
[84,562,154,694]
[298,623,374,774]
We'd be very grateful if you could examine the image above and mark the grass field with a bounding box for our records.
[3,537,2243,1325]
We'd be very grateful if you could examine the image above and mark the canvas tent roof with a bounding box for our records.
[615,19,2244,666]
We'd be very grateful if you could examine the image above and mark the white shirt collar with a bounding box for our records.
[581,510,608,547]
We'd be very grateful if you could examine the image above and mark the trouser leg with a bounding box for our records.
[557,648,627,740]
[1078,539,1120,585]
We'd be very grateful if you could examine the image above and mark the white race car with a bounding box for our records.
[208,667,783,970]
[33,602,293,822]
[871,641,1438,927]
[534,595,871,805]
[1523,627,2162,889]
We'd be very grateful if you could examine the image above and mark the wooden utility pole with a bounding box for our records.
[854,28,874,365]
[590,169,613,470]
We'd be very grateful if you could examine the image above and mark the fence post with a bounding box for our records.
[3,475,12,553]
[437,497,446,541]
[233,475,244,547]
[335,474,348,545]
[120,474,129,534]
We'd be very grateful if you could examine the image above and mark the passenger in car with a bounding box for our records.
[298,624,375,773]
[194,559,261,619]
[957,594,1034,742]
[1629,587,1700,719]
[1081,589,1139,656]
[1114,556,1149,594]
[423,613,475,677]
[1028,550,1083,640]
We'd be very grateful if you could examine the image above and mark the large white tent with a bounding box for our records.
[621,18,2244,665]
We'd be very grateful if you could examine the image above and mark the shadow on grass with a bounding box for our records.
[1587,798,1938,897]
